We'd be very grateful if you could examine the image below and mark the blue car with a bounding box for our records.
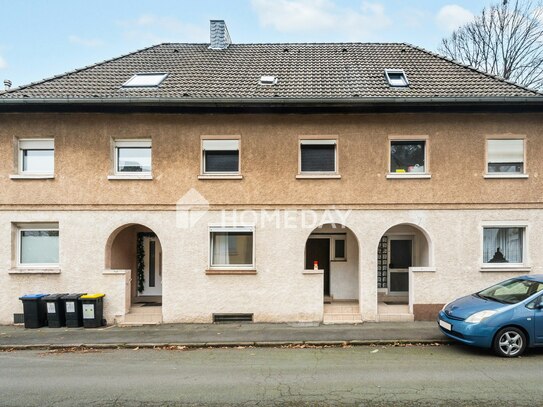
[438,275,543,357]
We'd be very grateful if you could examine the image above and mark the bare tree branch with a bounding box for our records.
[438,0,543,90]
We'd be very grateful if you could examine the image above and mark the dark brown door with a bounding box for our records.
[305,238,331,296]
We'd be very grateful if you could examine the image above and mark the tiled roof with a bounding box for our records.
[1,43,541,101]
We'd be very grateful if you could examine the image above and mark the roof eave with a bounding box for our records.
[0,96,542,106]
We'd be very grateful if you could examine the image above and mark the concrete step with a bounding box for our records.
[127,306,163,315]
[118,306,163,326]
[323,313,363,324]
[324,305,360,313]
[377,313,415,322]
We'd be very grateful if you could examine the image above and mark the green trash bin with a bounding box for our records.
[80,293,106,328]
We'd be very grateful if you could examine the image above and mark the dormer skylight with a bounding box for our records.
[122,73,168,88]
[385,69,409,87]
[260,75,278,85]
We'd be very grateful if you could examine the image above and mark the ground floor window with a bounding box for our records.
[18,225,59,266]
[483,227,524,264]
[210,227,254,268]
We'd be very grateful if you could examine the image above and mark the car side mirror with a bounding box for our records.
[535,298,543,310]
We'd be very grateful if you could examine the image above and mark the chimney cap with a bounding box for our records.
[209,20,231,50]
[3,79,12,91]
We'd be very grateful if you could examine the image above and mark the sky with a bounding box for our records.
[0,0,494,88]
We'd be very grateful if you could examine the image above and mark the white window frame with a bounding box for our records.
[18,138,55,176]
[122,73,168,88]
[17,224,59,268]
[480,221,528,270]
[385,69,409,87]
[387,136,431,179]
[200,137,241,179]
[113,139,152,176]
[484,137,527,179]
[297,138,340,178]
[331,236,347,261]
[209,226,255,269]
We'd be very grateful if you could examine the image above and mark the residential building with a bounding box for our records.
[1,21,542,325]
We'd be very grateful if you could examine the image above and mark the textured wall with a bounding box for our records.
[0,112,542,208]
[1,208,541,324]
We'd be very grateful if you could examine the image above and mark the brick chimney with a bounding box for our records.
[209,20,231,50]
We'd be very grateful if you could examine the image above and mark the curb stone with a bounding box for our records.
[0,338,452,351]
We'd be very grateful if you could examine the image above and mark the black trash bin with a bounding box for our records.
[62,293,86,328]
[19,294,48,329]
[43,294,68,328]
[80,293,106,328]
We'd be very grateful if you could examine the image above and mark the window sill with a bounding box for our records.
[386,173,431,179]
[303,269,324,275]
[198,174,243,180]
[479,266,531,273]
[107,174,153,180]
[9,174,54,180]
[296,174,341,179]
[9,268,61,274]
[206,269,257,275]
[410,267,437,272]
[484,174,529,179]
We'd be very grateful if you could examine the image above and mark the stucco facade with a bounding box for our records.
[1,208,542,325]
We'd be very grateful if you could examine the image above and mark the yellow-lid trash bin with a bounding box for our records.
[80,293,106,327]
[80,293,105,299]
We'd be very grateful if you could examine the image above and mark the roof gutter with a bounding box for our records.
[0,96,542,106]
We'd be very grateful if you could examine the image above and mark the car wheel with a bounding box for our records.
[493,327,527,357]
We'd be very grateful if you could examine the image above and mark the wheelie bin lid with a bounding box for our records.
[80,293,105,299]
[62,293,87,300]
[43,293,69,301]
[19,294,48,300]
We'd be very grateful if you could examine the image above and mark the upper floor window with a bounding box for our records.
[299,139,337,174]
[487,139,524,174]
[114,139,152,174]
[202,139,240,174]
[17,224,59,267]
[18,139,54,175]
[390,140,426,174]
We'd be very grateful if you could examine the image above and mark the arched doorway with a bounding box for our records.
[305,223,360,323]
[105,224,163,324]
[377,223,431,320]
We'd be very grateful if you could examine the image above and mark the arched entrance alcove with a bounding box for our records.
[305,223,361,323]
[376,223,432,318]
[105,224,163,322]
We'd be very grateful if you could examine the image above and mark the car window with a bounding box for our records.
[479,279,543,304]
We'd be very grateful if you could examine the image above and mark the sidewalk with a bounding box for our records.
[0,322,448,349]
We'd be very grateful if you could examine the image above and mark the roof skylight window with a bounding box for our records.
[385,69,409,87]
[260,75,278,85]
[122,73,168,88]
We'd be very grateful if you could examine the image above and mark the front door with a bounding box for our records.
[306,238,331,296]
[140,235,162,296]
[388,237,412,294]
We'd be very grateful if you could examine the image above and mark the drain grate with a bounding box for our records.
[213,313,253,324]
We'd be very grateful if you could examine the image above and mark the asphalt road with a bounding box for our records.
[1,345,542,406]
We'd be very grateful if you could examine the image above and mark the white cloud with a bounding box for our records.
[250,0,391,40]
[68,35,103,47]
[0,56,6,69]
[436,4,474,32]
[118,15,208,45]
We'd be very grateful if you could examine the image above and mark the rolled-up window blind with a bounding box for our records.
[300,142,336,172]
